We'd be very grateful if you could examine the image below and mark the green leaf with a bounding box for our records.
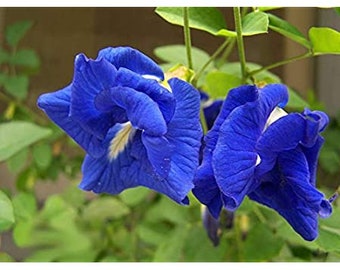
[13,219,35,247]
[326,252,340,262]
[136,223,168,246]
[268,13,310,48]
[155,7,227,36]
[0,252,15,262]
[286,87,310,110]
[100,256,118,262]
[323,128,340,152]
[119,186,151,207]
[24,226,96,262]
[258,7,282,12]
[316,225,340,252]
[275,219,319,249]
[156,8,268,38]
[154,44,212,71]
[13,193,95,262]
[3,75,29,100]
[0,121,52,162]
[319,146,340,174]
[39,195,76,225]
[5,20,33,47]
[219,62,309,110]
[32,143,52,169]
[0,190,15,232]
[12,192,37,221]
[309,27,340,55]
[183,225,228,261]
[243,223,284,261]
[217,11,269,37]
[153,226,188,262]
[0,73,7,86]
[15,167,36,192]
[242,11,269,36]
[6,147,28,173]
[272,244,305,262]
[60,184,86,209]
[9,49,40,68]
[0,49,10,65]
[145,196,188,225]
[315,206,340,252]
[335,7,340,16]
[202,70,242,99]
[82,197,130,222]
[220,62,281,84]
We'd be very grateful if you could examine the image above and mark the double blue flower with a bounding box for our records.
[37,47,202,205]
[38,46,334,241]
[193,84,332,241]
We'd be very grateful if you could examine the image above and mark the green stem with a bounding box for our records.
[192,38,230,87]
[216,38,236,68]
[247,52,313,78]
[183,7,193,70]
[200,106,208,135]
[233,7,247,83]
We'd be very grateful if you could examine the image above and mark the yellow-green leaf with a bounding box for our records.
[309,27,340,55]
[0,121,52,162]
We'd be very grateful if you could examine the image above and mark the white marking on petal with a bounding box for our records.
[202,98,214,109]
[142,74,162,81]
[143,74,172,93]
[264,107,288,131]
[255,155,261,166]
[109,122,135,160]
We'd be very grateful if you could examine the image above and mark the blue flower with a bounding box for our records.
[192,83,333,240]
[200,92,223,130]
[37,46,202,204]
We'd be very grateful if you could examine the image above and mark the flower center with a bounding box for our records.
[109,122,135,160]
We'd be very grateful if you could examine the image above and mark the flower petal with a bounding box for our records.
[193,85,258,215]
[213,148,258,210]
[204,85,259,152]
[141,133,173,178]
[192,158,223,219]
[79,125,140,194]
[301,109,329,147]
[203,99,223,129]
[249,148,329,241]
[212,84,289,210]
[109,86,167,136]
[301,137,324,186]
[115,68,175,123]
[70,54,119,140]
[80,78,201,205]
[257,113,305,152]
[163,78,203,203]
[37,85,106,158]
[97,46,164,80]
[256,110,329,177]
